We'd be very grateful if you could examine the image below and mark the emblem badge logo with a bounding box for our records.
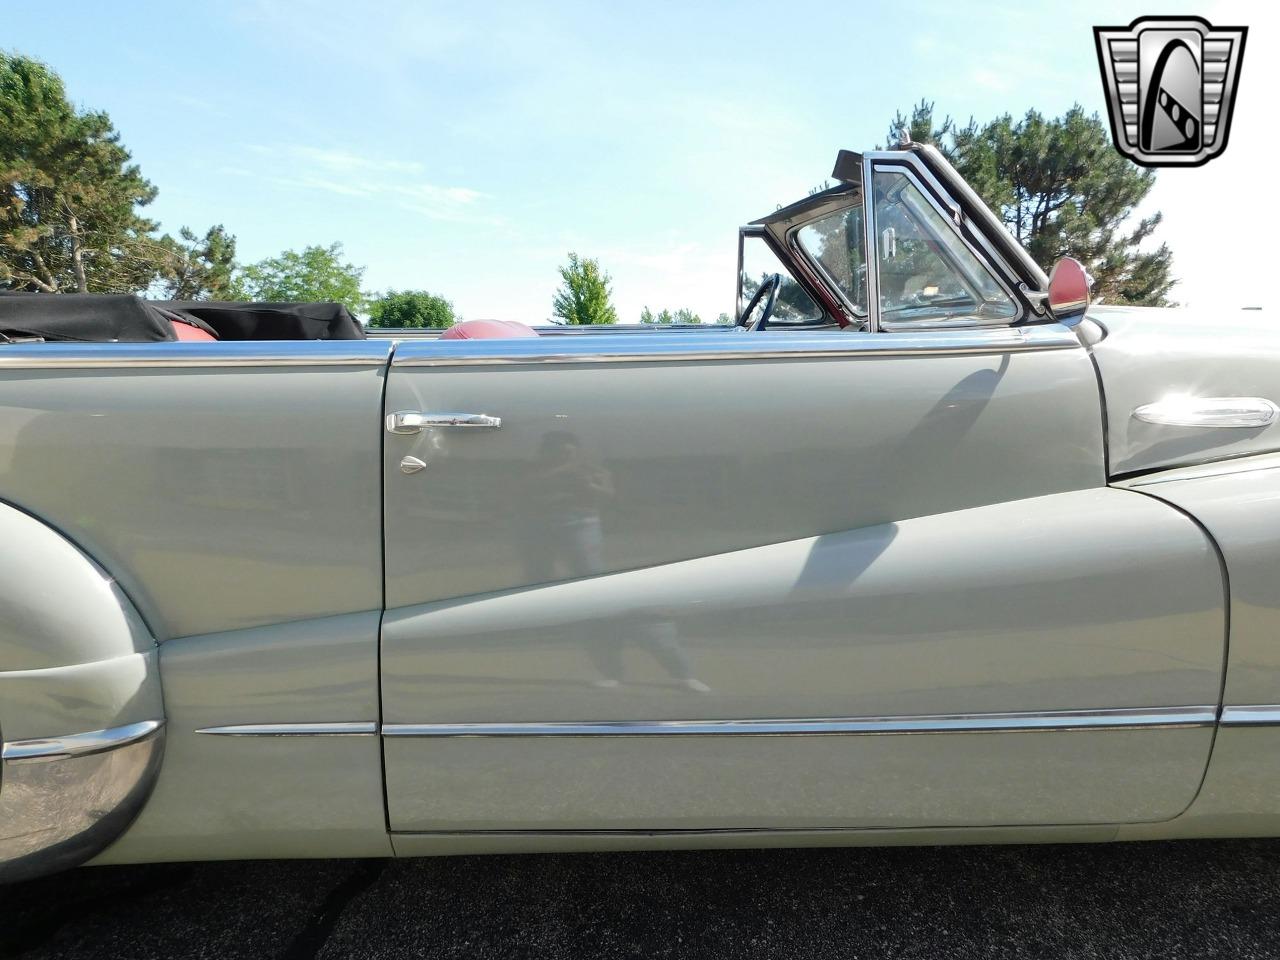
[1094,16,1247,167]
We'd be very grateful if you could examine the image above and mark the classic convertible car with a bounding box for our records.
[2,143,1278,883]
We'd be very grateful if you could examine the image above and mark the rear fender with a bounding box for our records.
[0,501,165,883]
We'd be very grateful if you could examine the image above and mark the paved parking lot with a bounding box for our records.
[4,840,1280,959]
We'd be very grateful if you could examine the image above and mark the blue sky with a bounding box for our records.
[13,0,1275,320]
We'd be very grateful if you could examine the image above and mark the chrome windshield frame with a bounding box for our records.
[866,158,1026,330]
[747,147,1048,335]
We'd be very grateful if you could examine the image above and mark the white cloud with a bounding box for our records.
[234,143,495,223]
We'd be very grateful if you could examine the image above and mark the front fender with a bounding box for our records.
[0,501,165,882]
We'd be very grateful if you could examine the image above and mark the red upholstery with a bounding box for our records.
[169,319,217,341]
[440,319,537,340]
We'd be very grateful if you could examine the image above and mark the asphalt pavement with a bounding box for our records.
[4,840,1280,959]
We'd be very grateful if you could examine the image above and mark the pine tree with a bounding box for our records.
[1,53,163,293]
[887,100,1175,305]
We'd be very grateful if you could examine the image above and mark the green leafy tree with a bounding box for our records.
[552,252,617,325]
[715,312,732,325]
[232,242,368,313]
[367,289,457,328]
[0,53,164,293]
[157,224,237,300]
[641,306,701,324]
[886,100,1174,305]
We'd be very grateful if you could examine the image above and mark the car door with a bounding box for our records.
[378,327,1223,834]
[379,149,1224,835]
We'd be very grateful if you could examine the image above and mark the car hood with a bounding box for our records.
[1087,305,1279,476]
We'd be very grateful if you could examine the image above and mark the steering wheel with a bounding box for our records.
[737,273,781,332]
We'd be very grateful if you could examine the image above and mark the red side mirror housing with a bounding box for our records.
[1047,257,1090,323]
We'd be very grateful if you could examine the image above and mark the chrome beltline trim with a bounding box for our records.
[381,706,1216,738]
[1,719,164,763]
[195,721,378,737]
[1219,706,1280,726]
[391,326,1079,367]
[0,342,392,369]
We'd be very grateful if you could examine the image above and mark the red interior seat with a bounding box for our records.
[440,319,537,340]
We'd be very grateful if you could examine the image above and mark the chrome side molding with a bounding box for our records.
[193,704,1248,741]
[1133,396,1279,429]
[1220,706,1280,727]
[381,706,1216,739]
[195,721,378,737]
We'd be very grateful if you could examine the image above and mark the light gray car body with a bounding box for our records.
[2,145,1278,881]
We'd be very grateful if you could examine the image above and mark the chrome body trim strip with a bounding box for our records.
[1220,706,1280,727]
[1132,397,1279,429]
[382,706,1216,738]
[391,326,1080,367]
[195,721,378,737]
[0,341,393,369]
[1,719,165,763]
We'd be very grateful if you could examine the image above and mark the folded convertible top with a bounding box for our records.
[0,292,365,342]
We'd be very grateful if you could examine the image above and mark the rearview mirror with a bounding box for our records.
[1047,257,1090,323]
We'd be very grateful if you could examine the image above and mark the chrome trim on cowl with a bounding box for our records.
[0,720,165,884]
[1132,397,1279,429]
[381,706,1216,738]
[195,721,378,737]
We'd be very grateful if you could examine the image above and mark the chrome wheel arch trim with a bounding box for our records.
[0,720,165,884]
[381,706,1216,738]
[1,718,164,763]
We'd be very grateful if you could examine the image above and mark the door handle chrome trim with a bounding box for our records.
[1133,397,1279,429]
[386,411,502,434]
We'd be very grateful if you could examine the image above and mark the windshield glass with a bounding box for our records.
[738,235,823,324]
[796,207,867,315]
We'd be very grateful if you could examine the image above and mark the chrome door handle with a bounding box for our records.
[386,410,502,434]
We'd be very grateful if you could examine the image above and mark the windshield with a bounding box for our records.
[795,207,867,316]
[738,234,823,324]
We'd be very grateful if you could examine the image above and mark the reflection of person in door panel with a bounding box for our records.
[521,431,709,693]
[524,431,613,580]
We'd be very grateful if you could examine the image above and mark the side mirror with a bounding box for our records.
[1047,257,1090,324]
